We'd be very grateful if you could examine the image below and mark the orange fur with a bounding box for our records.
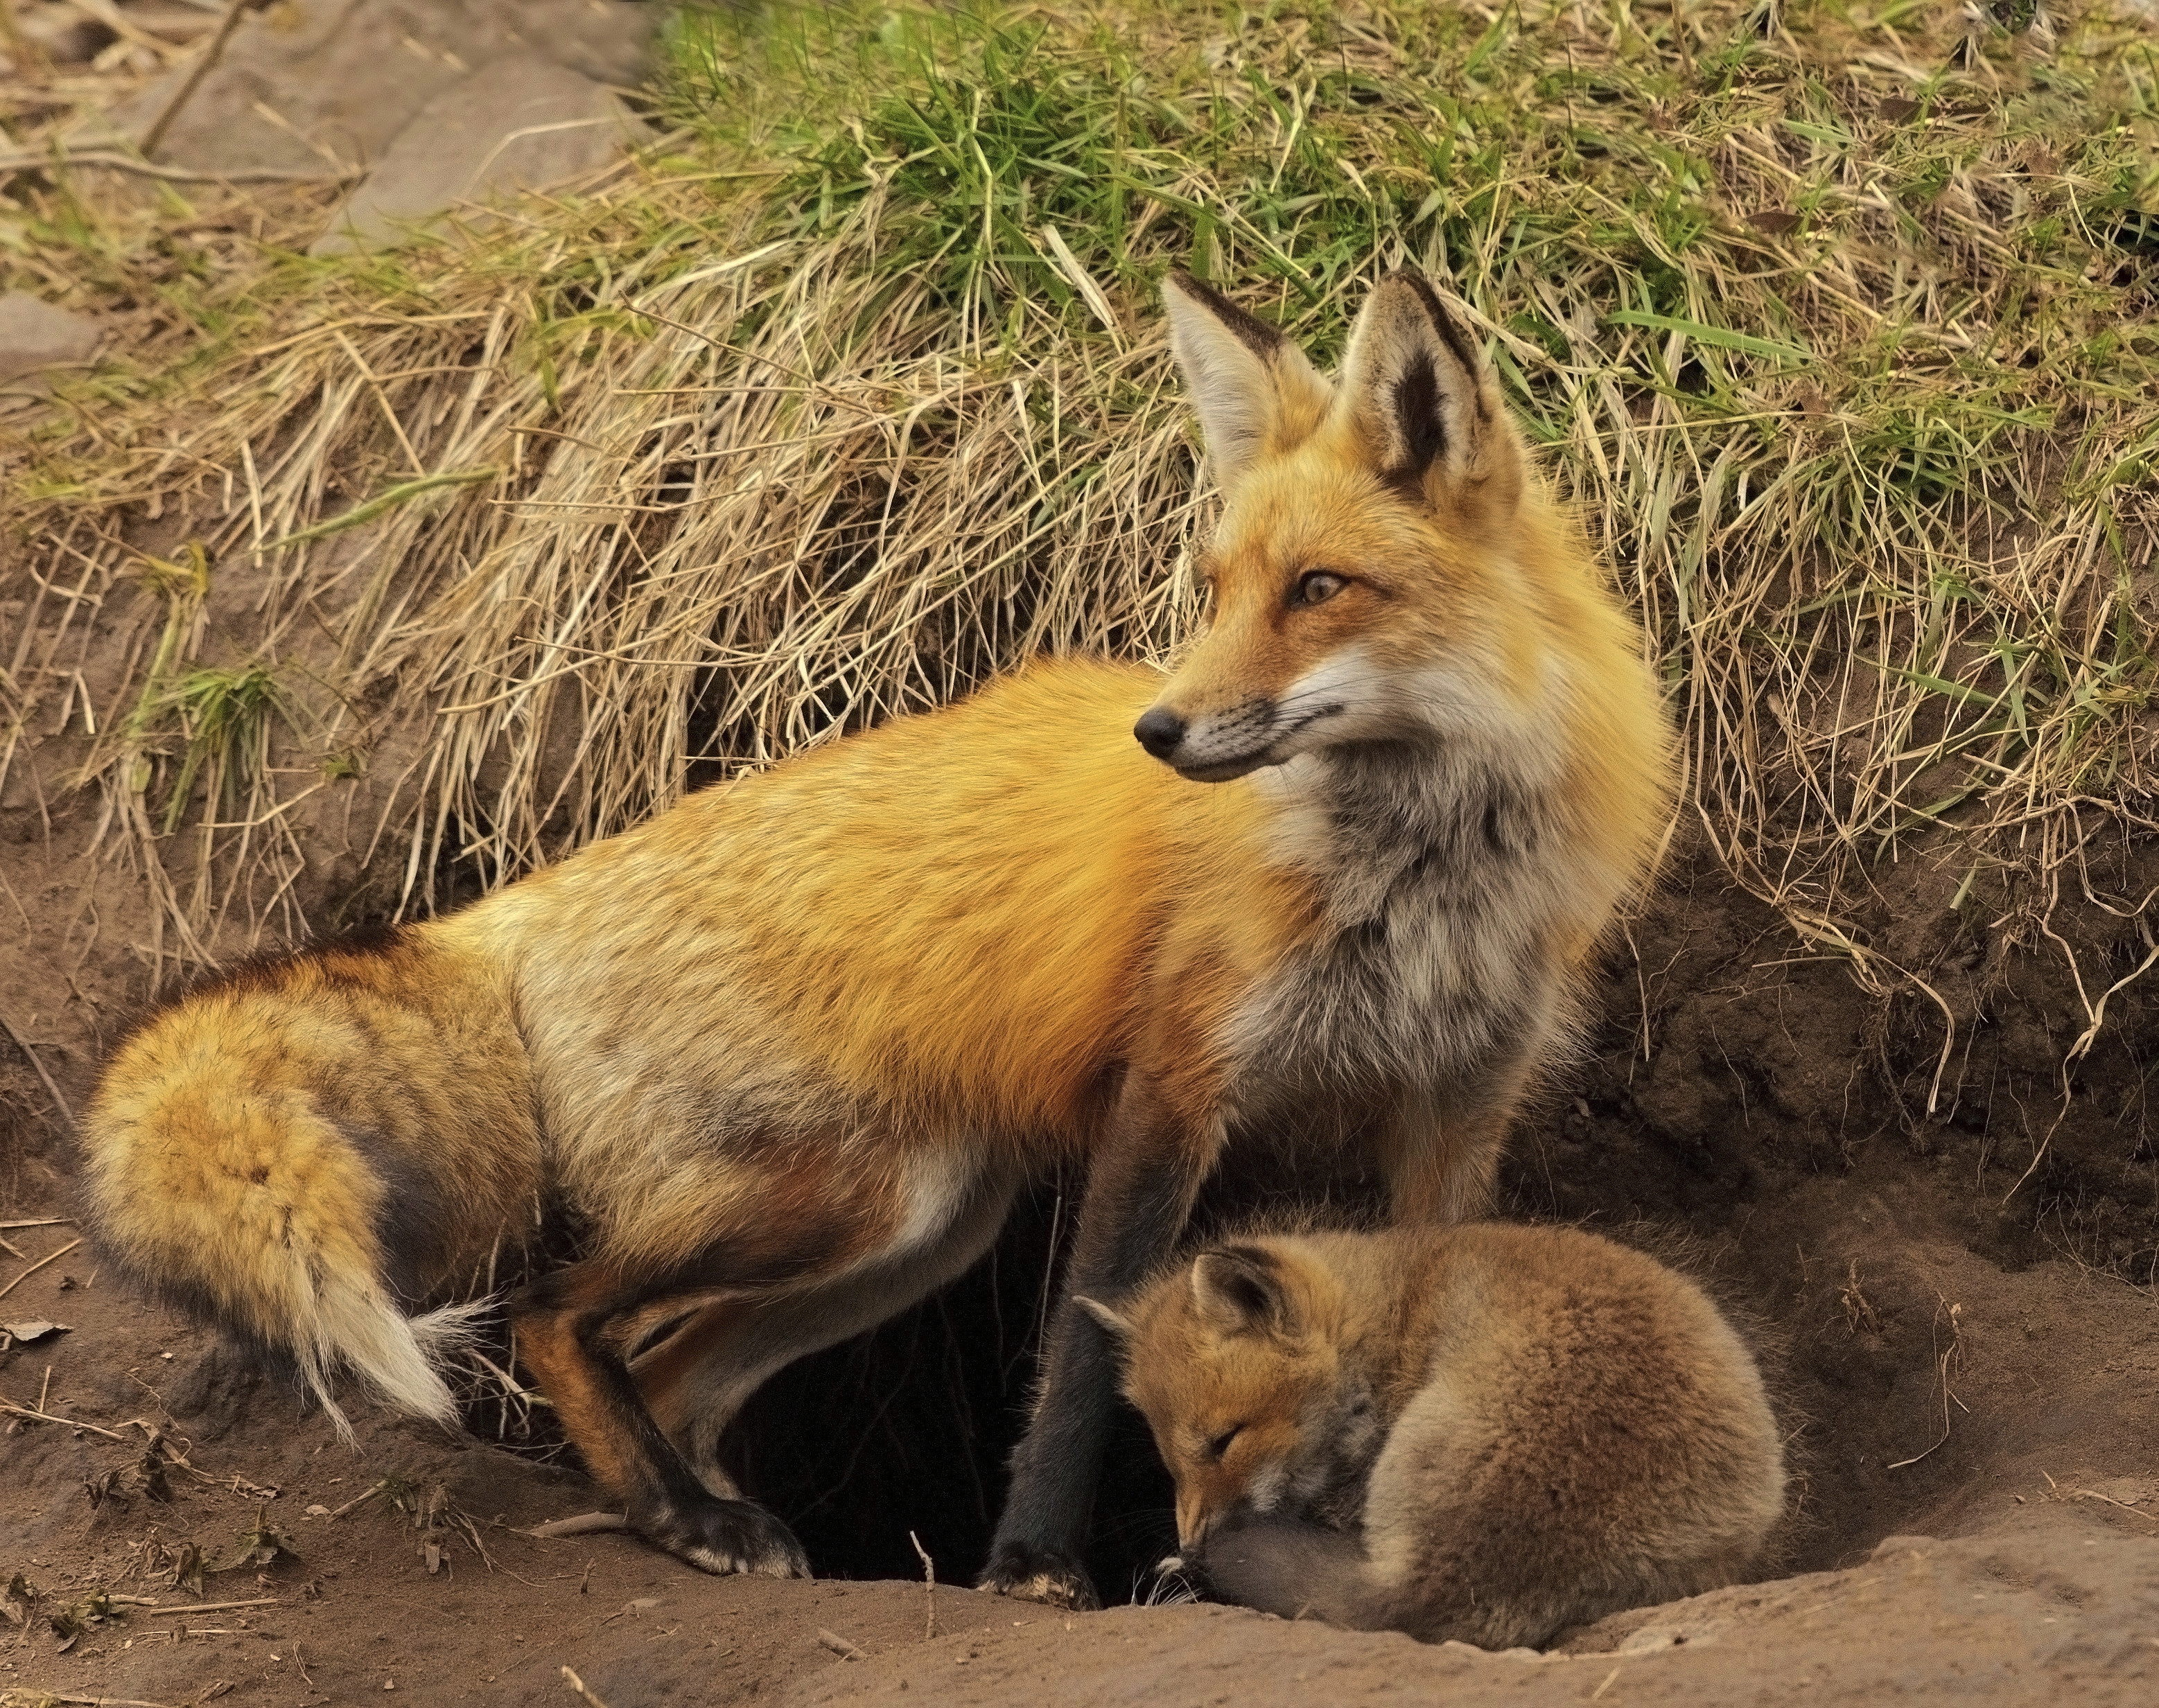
[1093,1224,1785,1647]
[79,270,1672,1597]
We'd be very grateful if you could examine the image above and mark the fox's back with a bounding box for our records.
[1368,1225,1785,1612]
[454,660,1320,1170]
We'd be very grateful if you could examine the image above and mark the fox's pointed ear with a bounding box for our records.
[1075,1294,1137,1339]
[1190,1246,1295,1337]
[1162,272,1331,494]
[1334,270,1524,518]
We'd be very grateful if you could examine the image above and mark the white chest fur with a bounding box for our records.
[1224,742,1603,1111]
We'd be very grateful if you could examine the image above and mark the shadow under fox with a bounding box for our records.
[80,270,1672,1606]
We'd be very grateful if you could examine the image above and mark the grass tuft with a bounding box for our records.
[1,0,2156,1005]
[148,662,288,836]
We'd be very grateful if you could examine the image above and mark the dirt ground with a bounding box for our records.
[4,1120,2158,1708]
[7,707,2159,1705]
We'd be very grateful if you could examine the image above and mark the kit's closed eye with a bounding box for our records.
[1295,570,1347,606]
[1207,1426,1243,1460]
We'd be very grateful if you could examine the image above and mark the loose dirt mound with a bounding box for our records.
[6,841,2158,1705]
[794,1513,2159,1707]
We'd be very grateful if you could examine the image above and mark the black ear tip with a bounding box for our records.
[1372,271,1478,378]
[1165,275,1286,359]
[1375,268,1444,312]
[1370,267,1436,307]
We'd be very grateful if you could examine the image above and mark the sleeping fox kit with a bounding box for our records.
[1086,1224,1785,1648]
[79,268,1671,1608]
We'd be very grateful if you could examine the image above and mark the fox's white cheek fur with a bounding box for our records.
[1404,651,1569,766]
[1271,646,1383,755]
[1244,1461,1290,1514]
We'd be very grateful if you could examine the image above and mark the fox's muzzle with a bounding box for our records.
[1133,705,1186,761]
[1133,698,1288,783]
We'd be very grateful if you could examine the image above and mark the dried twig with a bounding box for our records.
[909,1529,937,1639]
[0,150,350,184]
[816,1628,865,1662]
[143,1599,279,1617]
[2072,1488,2159,1525]
[0,1238,82,1302]
[559,1665,613,1708]
[0,1400,275,1507]
[326,1477,390,1520]
[141,0,256,160]
[0,1394,134,1438]
[521,1511,630,1539]
[1887,1296,1966,1470]
[0,1008,73,1125]
[450,1508,498,1573]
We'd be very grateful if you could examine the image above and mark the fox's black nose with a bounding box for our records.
[1133,707,1187,760]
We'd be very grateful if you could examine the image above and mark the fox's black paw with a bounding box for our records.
[635,1495,810,1579]
[977,1540,1100,1610]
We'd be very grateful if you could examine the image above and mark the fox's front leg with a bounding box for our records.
[1381,1039,1544,1224]
[979,1073,1224,1610]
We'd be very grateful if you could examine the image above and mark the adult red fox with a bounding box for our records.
[80,270,1670,1608]
[1083,1224,1785,1646]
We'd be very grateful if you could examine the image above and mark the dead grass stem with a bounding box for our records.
[1,0,2154,1047]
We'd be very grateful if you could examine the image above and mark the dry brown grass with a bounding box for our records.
[2,0,2156,1033]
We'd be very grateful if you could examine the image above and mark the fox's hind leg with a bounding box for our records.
[512,1262,812,1578]
[514,1148,1018,1577]
[629,1165,1020,1497]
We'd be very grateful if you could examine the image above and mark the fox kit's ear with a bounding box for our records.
[1162,272,1332,494]
[1334,270,1524,519]
[1075,1294,1137,1339]
[1190,1246,1295,1337]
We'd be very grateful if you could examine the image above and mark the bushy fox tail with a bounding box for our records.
[81,1057,473,1441]
[291,1286,488,1443]
[1201,1522,1394,1630]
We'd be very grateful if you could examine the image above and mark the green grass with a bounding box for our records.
[98,545,289,835]
[2,0,2157,979]
[148,661,289,835]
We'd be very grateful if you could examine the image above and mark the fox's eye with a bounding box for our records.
[1295,570,1347,606]
[1207,1427,1242,1460]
